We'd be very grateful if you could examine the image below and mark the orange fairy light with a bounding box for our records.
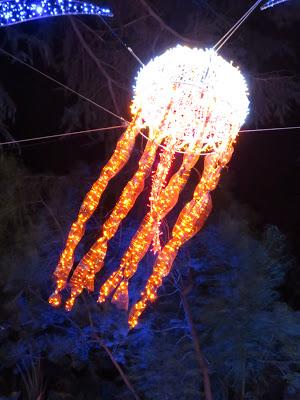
[49,45,249,328]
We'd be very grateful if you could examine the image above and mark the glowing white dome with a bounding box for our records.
[132,45,249,154]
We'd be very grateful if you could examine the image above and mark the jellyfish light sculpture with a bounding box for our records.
[49,45,249,328]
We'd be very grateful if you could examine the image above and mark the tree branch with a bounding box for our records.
[92,333,141,400]
[85,303,141,400]
[180,275,213,400]
[138,0,198,45]
[69,17,121,115]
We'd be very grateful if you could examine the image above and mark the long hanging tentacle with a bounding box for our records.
[149,138,176,253]
[98,151,200,305]
[48,116,140,307]
[128,143,234,328]
[128,194,212,328]
[64,138,160,311]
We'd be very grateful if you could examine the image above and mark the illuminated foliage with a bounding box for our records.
[0,156,299,399]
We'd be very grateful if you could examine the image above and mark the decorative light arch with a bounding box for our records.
[0,0,112,27]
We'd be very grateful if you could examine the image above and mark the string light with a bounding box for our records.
[49,45,249,328]
[133,47,249,155]
[261,0,290,10]
[49,116,140,308]
[0,0,112,27]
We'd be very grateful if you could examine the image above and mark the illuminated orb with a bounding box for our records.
[132,46,249,154]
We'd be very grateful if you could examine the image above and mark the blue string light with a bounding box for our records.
[261,0,290,10]
[0,0,112,27]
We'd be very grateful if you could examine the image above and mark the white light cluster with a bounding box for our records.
[132,45,249,154]
[261,0,289,10]
[0,0,112,27]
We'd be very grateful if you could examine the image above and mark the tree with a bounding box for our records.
[114,201,300,400]
[0,155,299,399]
[0,155,140,399]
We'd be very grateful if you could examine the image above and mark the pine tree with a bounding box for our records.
[120,205,300,400]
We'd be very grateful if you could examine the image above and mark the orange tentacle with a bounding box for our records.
[48,117,140,307]
[64,138,159,310]
[128,143,234,328]
[98,151,200,305]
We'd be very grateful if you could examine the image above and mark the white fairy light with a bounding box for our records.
[132,45,249,154]
[0,0,112,27]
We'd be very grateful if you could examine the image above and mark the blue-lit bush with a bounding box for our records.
[0,156,299,400]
